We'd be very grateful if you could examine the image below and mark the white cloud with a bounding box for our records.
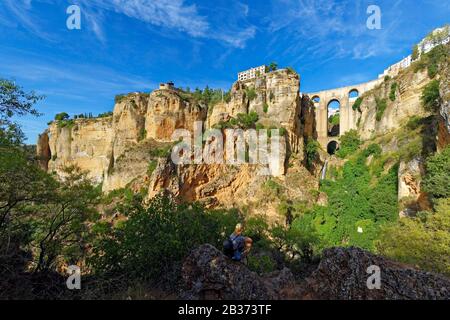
[266,0,403,63]
[80,0,256,48]
[86,0,210,37]
[0,0,54,40]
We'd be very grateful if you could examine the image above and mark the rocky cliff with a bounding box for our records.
[181,244,450,300]
[36,56,449,217]
[37,70,316,217]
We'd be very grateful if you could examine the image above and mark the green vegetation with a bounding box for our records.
[336,130,361,158]
[286,66,297,75]
[295,145,398,251]
[54,112,69,121]
[389,82,398,102]
[422,145,450,201]
[267,62,278,72]
[190,86,230,108]
[352,97,363,112]
[263,102,269,113]
[147,160,158,176]
[328,113,340,126]
[406,115,423,130]
[244,87,257,101]
[215,111,260,130]
[138,128,147,142]
[115,94,127,104]
[421,79,441,113]
[237,111,259,128]
[414,44,449,78]
[375,97,388,121]
[363,143,382,158]
[378,198,450,277]
[149,144,173,158]
[90,195,241,284]
[412,44,420,61]
[305,138,320,169]
[247,255,277,274]
[97,111,113,118]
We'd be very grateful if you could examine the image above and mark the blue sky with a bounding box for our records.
[0,0,449,143]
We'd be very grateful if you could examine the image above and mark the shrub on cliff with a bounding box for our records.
[375,97,388,121]
[305,138,320,169]
[236,111,259,128]
[389,82,398,102]
[352,97,363,112]
[54,112,69,121]
[414,44,448,78]
[336,130,361,158]
[244,87,257,101]
[421,79,441,113]
[422,145,450,201]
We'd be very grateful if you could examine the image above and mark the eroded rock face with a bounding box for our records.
[46,118,114,184]
[181,244,297,300]
[207,69,303,153]
[397,157,429,217]
[304,247,450,300]
[38,71,308,209]
[438,58,450,150]
[356,70,431,140]
[181,245,450,300]
[36,131,51,171]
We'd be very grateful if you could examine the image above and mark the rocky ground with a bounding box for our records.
[180,244,450,300]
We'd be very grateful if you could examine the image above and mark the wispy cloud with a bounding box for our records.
[266,0,404,66]
[0,0,55,41]
[78,0,255,48]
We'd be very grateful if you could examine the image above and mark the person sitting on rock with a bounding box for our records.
[223,223,252,262]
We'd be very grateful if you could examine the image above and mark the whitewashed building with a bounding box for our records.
[238,65,266,82]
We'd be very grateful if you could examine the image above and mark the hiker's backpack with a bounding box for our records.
[223,238,234,257]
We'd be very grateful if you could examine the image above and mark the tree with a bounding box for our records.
[336,130,361,158]
[31,166,101,272]
[90,194,240,285]
[267,62,278,72]
[422,145,450,200]
[54,112,70,121]
[377,198,450,277]
[0,79,43,146]
[421,80,441,113]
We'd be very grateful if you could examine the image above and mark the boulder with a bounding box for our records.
[180,244,297,300]
[181,245,450,300]
[304,247,450,300]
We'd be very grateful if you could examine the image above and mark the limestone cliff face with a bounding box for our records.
[46,117,114,184]
[145,89,207,142]
[37,70,314,216]
[355,69,431,140]
[438,59,450,150]
[208,69,303,152]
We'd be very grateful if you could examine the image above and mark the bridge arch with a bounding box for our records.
[327,140,340,155]
[327,99,340,137]
[311,95,320,103]
[349,89,359,99]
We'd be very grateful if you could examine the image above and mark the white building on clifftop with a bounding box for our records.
[378,26,450,79]
[238,65,266,82]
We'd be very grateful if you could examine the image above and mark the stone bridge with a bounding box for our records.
[305,78,382,154]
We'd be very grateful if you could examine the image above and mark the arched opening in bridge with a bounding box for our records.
[312,95,320,104]
[327,99,340,137]
[349,89,359,99]
[327,141,339,155]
